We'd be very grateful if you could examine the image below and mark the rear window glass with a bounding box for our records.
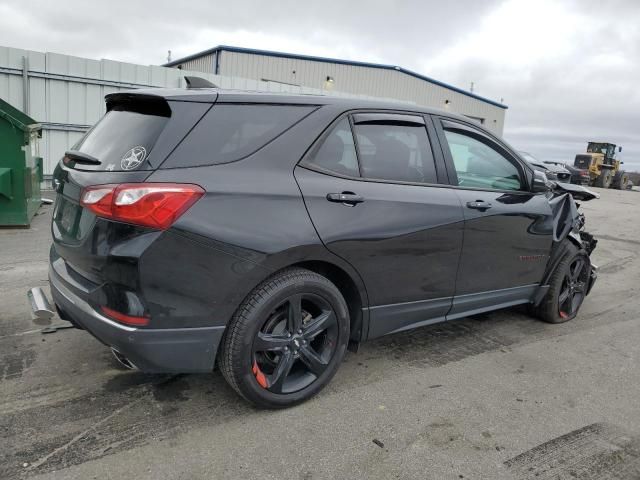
[71,107,169,171]
[161,104,315,168]
[575,155,591,169]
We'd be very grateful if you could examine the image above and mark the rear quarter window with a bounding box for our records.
[161,104,316,168]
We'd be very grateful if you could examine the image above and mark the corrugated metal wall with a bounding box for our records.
[218,51,506,134]
[1,45,506,177]
[176,52,217,74]
[172,49,506,134]
[0,46,222,176]
[0,46,425,176]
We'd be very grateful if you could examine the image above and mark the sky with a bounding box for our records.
[0,0,638,170]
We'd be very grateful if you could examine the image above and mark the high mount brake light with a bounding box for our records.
[80,183,204,230]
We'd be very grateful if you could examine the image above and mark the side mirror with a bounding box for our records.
[619,146,622,153]
[532,170,550,193]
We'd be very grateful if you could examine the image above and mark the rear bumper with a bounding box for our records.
[48,266,225,373]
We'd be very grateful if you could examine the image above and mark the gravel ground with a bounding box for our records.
[1,187,639,480]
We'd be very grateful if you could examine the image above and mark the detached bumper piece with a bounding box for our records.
[586,263,598,296]
[582,232,598,255]
[27,287,56,325]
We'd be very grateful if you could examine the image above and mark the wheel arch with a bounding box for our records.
[214,257,369,373]
[533,237,586,306]
[290,260,368,346]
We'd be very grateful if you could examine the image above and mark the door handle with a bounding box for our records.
[326,192,364,205]
[466,200,492,211]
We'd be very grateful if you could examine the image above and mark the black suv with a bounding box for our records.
[34,88,597,408]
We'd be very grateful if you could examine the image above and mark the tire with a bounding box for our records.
[595,170,612,188]
[534,242,591,324]
[612,171,628,190]
[219,268,350,408]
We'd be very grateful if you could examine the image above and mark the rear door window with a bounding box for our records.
[162,104,316,168]
[305,118,360,177]
[352,115,437,184]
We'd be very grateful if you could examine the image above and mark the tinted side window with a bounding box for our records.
[444,129,522,191]
[306,118,359,177]
[162,104,315,168]
[353,123,437,183]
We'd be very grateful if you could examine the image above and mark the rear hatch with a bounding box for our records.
[50,92,214,319]
[574,154,592,169]
[544,164,571,181]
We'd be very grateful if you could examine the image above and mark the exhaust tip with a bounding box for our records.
[111,348,137,370]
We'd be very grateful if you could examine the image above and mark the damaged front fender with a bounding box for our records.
[533,183,598,305]
[551,181,600,202]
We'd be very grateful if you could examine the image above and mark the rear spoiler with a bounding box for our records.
[104,93,171,117]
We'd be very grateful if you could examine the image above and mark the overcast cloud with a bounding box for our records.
[0,0,638,170]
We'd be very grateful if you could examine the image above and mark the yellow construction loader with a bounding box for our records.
[574,142,629,189]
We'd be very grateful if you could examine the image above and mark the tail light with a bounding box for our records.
[80,183,204,230]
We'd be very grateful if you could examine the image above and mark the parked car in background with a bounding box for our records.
[518,152,571,183]
[547,161,590,186]
[30,89,598,408]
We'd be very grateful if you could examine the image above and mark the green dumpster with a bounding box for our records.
[0,97,43,227]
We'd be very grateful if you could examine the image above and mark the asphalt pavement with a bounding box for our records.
[1,187,639,479]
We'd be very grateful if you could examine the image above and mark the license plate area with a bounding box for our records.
[60,198,77,232]
[53,194,95,242]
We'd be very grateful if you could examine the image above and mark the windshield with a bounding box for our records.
[518,152,546,170]
[587,143,615,158]
[518,151,538,163]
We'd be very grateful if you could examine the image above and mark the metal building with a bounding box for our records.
[0,46,219,176]
[2,46,450,178]
[1,45,508,178]
[165,45,507,134]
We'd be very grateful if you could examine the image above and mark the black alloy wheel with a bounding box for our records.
[251,293,339,393]
[534,241,591,324]
[558,256,589,320]
[219,268,349,408]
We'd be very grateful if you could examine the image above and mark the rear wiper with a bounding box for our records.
[64,150,101,165]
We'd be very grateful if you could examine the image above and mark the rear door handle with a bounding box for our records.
[326,192,364,205]
[466,200,492,211]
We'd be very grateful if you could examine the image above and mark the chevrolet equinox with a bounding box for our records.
[31,88,597,408]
